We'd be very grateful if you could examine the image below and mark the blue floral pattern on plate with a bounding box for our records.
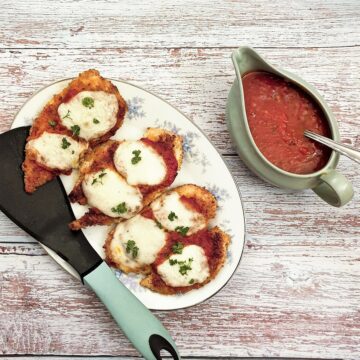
[205,183,230,207]
[154,119,210,173]
[216,218,235,266]
[114,269,147,293]
[127,96,146,120]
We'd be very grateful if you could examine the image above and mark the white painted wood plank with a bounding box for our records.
[0,3,359,358]
[0,358,313,360]
[0,358,310,360]
[0,242,359,358]
[1,0,359,48]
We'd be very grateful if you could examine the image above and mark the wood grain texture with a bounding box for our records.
[2,358,309,360]
[0,239,359,358]
[1,0,360,49]
[1,358,312,360]
[0,0,359,359]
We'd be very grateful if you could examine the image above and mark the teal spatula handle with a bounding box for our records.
[83,262,180,360]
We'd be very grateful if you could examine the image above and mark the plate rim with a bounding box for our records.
[11,76,247,310]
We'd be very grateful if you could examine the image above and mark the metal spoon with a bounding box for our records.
[304,130,360,165]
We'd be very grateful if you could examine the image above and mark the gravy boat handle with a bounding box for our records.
[312,169,354,207]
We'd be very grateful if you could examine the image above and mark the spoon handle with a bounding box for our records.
[304,130,360,165]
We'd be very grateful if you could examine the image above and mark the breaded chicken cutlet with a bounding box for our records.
[105,184,230,294]
[69,128,183,230]
[23,69,127,193]
[141,226,230,295]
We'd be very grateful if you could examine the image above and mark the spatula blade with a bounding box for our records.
[0,127,101,278]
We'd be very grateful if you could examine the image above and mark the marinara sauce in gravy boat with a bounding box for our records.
[226,46,353,207]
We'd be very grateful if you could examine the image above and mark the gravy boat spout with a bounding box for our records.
[226,46,353,207]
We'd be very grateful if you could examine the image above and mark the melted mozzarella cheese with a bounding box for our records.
[58,91,118,141]
[157,245,210,287]
[110,214,166,268]
[27,132,87,170]
[113,140,167,186]
[151,192,206,235]
[82,168,143,218]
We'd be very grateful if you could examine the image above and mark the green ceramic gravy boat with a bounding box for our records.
[226,46,354,207]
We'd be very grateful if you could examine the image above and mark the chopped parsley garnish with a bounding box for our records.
[179,258,193,276]
[175,226,189,237]
[62,110,72,120]
[125,240,139,259]
[61,137,71,149]
[71,124,80,136]
[48,120,56,128]
[168,211,178,221]
[82,96,94,109]
[111,202,127,214]
[189,278,195,284]
[168,257,193,276]
[155,220,163,229]
[91,169,107,185]
[172,242,184,254]
[131,150,142,165]
[93,118,100,124]
[71,150,75,154]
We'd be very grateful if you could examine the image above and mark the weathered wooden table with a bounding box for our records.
[0,1,359,359]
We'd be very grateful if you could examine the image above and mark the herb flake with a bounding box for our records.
[155,220,163,229]
[131,150,142,165]
[82,97,95,109]
[48,120,57,128]
[61,137,71,149]
[71,124,80,136]
[93,118,100,124]
[91,169,107,185]
[179,258,193,276]
[125,240,139,259]
[62,110,72,120]
[175,226,189,237]
[168,211,178,221]
[172,242,184,254]
[168,257,193,276]
[111,202,127,215]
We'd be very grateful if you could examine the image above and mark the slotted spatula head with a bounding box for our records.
[0,126,102,278]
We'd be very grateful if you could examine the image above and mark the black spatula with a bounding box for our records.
[0,126,180,360]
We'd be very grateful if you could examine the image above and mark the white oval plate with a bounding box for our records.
[12,78,245,310]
